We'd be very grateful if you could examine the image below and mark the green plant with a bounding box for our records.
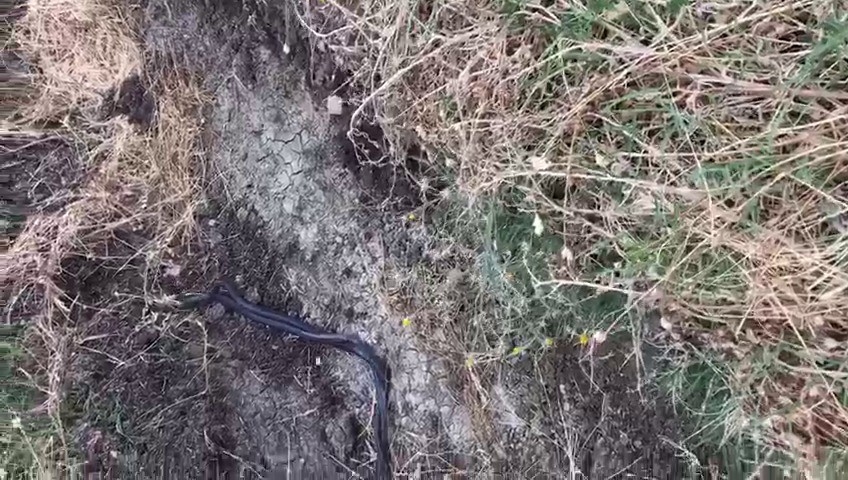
[0,325,56,479]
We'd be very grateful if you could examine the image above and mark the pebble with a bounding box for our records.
[326,95,344,116]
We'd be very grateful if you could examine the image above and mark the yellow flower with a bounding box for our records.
[406,213,417,221]
[577,333,590,346]
[544,337,554,347]
[401,317,412,327]
[510,345,525,356]
[465,355,475,368]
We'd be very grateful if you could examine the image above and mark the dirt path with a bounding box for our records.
[142,0,479,475]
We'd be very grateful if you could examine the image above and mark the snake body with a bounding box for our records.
[178,282,392,479]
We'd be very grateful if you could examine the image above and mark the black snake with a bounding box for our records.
[174,282,392,478]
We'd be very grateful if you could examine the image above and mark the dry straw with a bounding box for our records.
[3,0,205,457]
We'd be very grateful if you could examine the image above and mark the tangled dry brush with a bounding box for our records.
[304,0,848,464]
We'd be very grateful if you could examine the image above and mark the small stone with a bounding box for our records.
[529,155,550,171]
[446,268,465,288]
[207,304,225,321]
[163,262,182,278]
[327,95,344,115]
[246,287,260,303]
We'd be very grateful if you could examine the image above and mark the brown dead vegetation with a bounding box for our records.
[2,0,205,471]
[299,0,848,471]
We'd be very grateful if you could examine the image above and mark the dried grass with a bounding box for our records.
[301,0,848,469]
[14,0,141,121]
[2,0,204,467]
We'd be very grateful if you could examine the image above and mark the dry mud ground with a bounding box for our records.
[56,0,688,477]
